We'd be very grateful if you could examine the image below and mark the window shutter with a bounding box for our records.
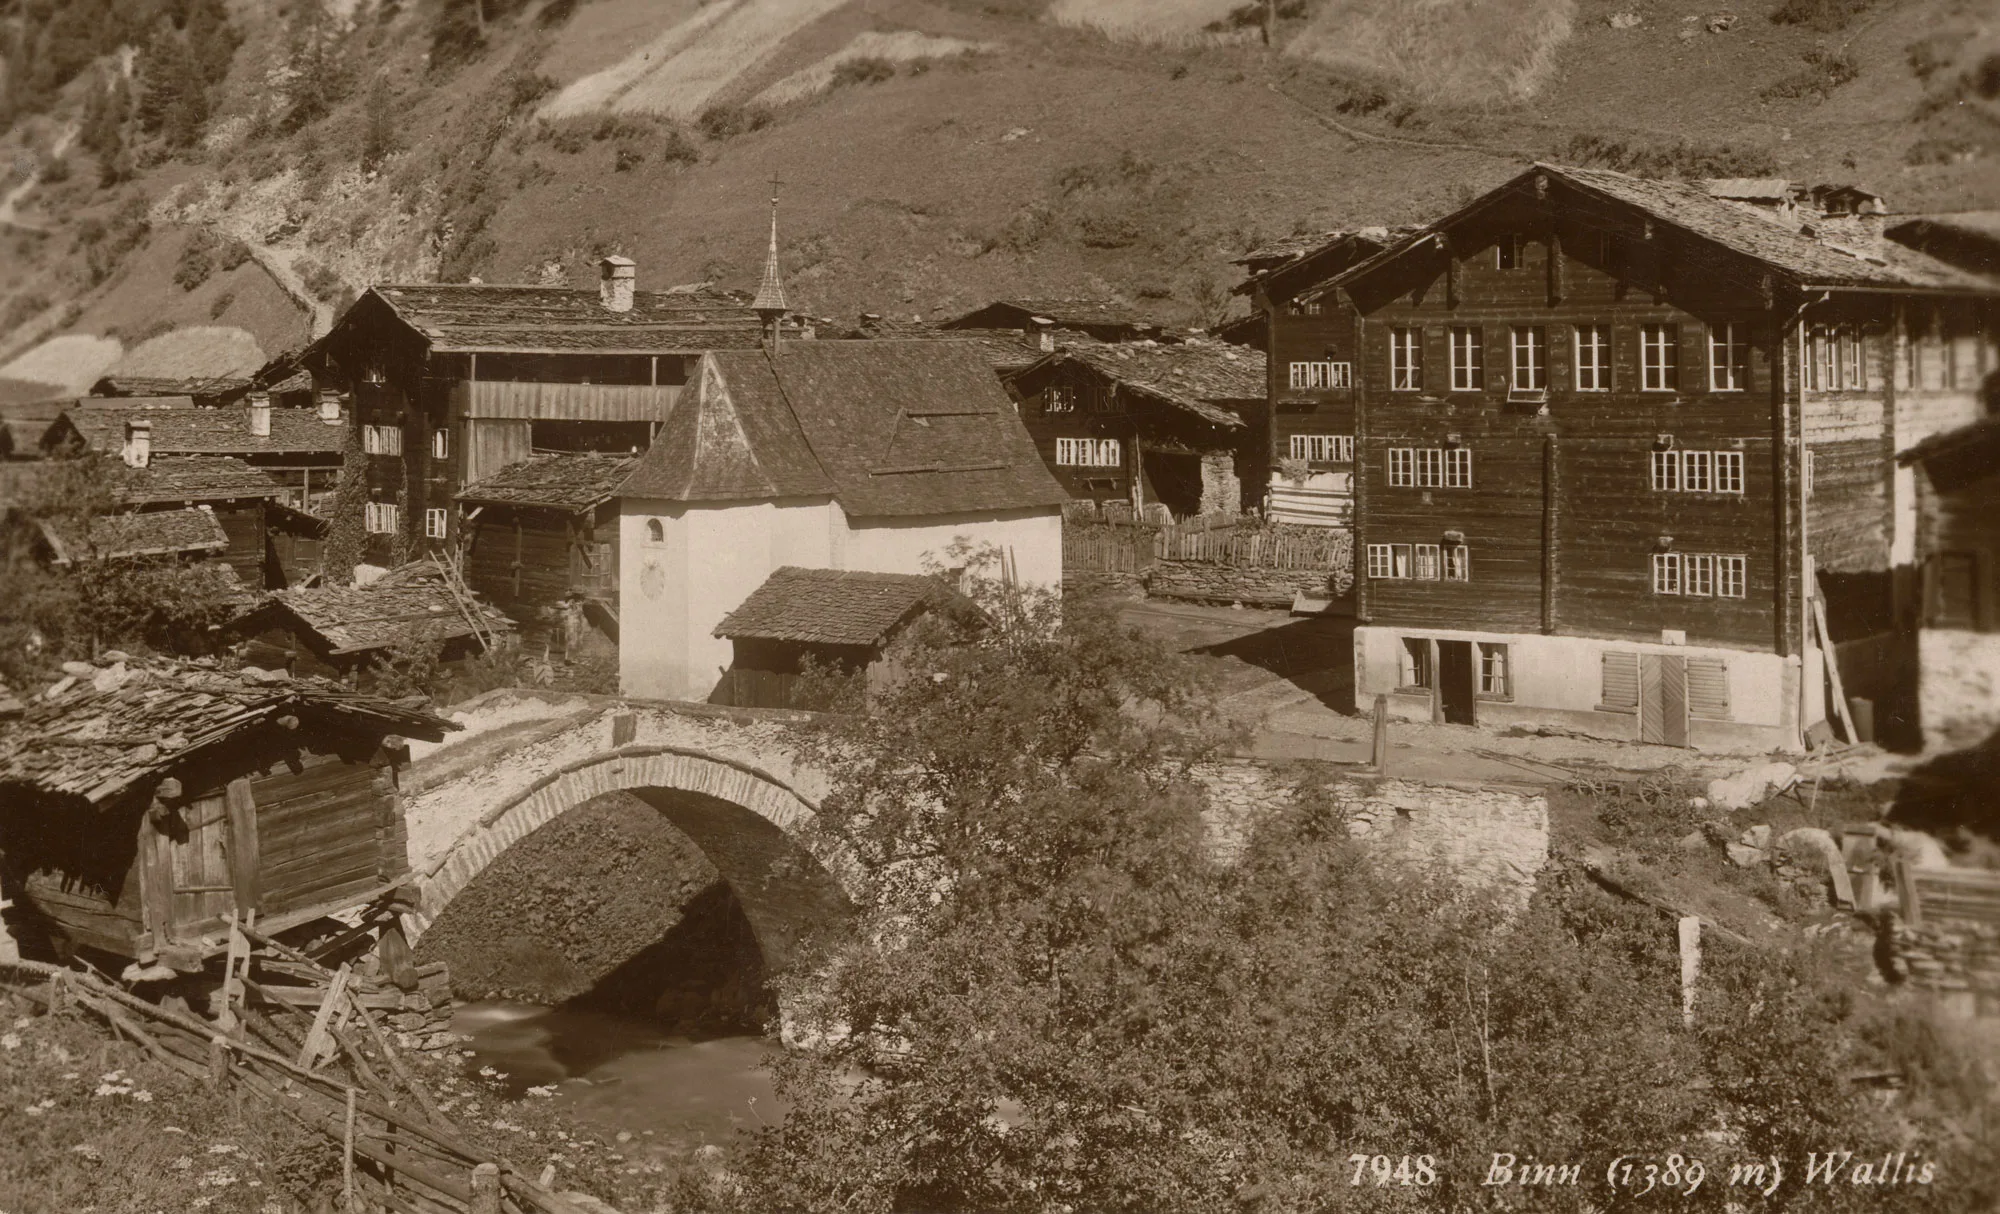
[1600,651,1640,710]
[1686,657,1730,720]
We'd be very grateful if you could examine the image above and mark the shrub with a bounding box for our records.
[695,102,774,141]
[39,155,70,184]
[1560,132,1779,179]
[173,227,220,291]
[295,257,345,302]
[507,70,557,112]
[830,56,898,88]
[0,291,51,333]
[207,288,234,318]
[1770,0,1878,32]
[1760,49,1860,101]
[613,146,644,172]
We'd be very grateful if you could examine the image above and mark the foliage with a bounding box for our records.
[37,155,70,186]
[1760,49,1861,102]
[1770,0,1879,33]
[77,195,152,288]
[696,103,776,141]
[318,421,368,581]
[831,56,900,88]
[295,256,345,302]
[0,0,164,126]
[360,77,399,170]
[172,226,220,290]
[133,0,237,149]
[1560,132,1779,180]
[1051,149,1192,251]
[1563,765,1703,838]
[365,636,448,698]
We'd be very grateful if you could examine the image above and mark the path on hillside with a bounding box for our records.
[0,125,75,233]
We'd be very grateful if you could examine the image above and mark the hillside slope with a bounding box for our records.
[0,0,1992,371]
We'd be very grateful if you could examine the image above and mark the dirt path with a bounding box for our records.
[0,125,75,232]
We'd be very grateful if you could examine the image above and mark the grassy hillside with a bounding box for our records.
[0,0,1993,371]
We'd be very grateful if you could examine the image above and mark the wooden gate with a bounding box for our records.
[1640,654,1689,747]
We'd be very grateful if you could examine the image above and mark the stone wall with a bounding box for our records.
[1886,914,2000,1018]
[1145,559,1335,607]
[1918,629,2000,753]
[1195,761,1549,909]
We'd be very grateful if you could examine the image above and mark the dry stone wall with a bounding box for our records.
[1886,915,2000,1017]
[1145,559,1334,607]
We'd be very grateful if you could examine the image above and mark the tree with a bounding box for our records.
[730,567,1994,1213]
[137,16,208,148]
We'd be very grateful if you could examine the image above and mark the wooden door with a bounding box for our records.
[1437,640,1477,725]
[166,778,260,939]
[1640,654,1689,747]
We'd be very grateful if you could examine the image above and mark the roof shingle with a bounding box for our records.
[39,507,230,565]
[50,403,346,457]
[257,560,515,656]
[713,566,980,646]
[456,452,639,511]
[1016,340,1262,428]
[121,456,284,504]
[367,284,774,355]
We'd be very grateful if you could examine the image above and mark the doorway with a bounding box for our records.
[1639,653,1688,746]
[1436,640,1477,725]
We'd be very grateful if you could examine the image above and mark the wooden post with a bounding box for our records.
[209,1035,231,1084]
[343,1087,357,1210]
[1542,434,1559,635]
[469,1162,502,1214]
[1428,639,1443,724]
[1678,915,1701,1029]
[1371,694,1389,773]
[299,966,353,1069]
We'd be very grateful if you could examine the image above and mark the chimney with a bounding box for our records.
[318,389,343,424]
[248,391,271,438]
[599,256,636,313]
[1031,316,1056,352]
[123,418,152,469]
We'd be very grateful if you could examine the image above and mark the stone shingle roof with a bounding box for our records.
[122,456,284,504]
[364,283,770,355]
[621,340,1068,518]
[257,559,515,656]
[50,402,345,457]
[1018,340,1262,428]
[713,566,980,646]
[939,298,1166,336]
[0,656,453,806]
[456,452,638,512]
[39,507,229,565]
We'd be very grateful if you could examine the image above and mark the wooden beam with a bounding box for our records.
[1428,638,1443,724]
[1811,578,1859,743]
[1547,228,1565,306]
[1542,434,1560,634]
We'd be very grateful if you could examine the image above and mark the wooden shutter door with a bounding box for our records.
[1645,653,1689,746]
[1600,651,1639,711]
[170,792,235,935]
[1686,657,1731,721]
[1639,655,1664,743]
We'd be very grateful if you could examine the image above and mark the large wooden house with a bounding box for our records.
[1228,227,1416,526]
[0,658,452,971]
[1330,163,1998,750]
[1900,415,2000,752]
[1003,339,1264,521]
[299,261,782,568]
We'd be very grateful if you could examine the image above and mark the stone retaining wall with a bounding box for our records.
[1887,916,2000,1017]
[1145,560,1334,607]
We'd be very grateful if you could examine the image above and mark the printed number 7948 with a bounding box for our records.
[1349,1155,1438,1187]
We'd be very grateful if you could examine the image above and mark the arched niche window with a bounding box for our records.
[645,518,664,543]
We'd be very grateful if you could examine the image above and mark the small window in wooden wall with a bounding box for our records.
[1929,552,1980,628]
[1496,235,1522,270]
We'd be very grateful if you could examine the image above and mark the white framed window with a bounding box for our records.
[1841,325,1864,389]
[1708,322,1749,391]
[1449,327,1483,392]
[1478,641,1509,697]
[432,428,450,460]
[1650,450,1680,492]
[1510,326,1546,391]
[364,502,400,535]
[1367,543,1413,579]
[1802,449,1815,497]
[1045,385,1077,413]
[1681,449,1712,493]
[425,507,448,539]
[1291,297,1324,316]
[1652,552,1681,595]
[363,424,403,456]
[1496,234,1521,270]
[1415,448,1442,487]
[1685,552,1715,597]
[1641,324,1678,391]
[1055,437,1121,467]
[1413,543,1441,581]
[1443,544,1469,581]
[1715,450,1744,494]
[1399,637,1433,688]
[1575,324,1611,391]
[1389,327,1422,391]
[1717,555,1746,598]
[1290,434,1353,463]
[1388,448,1414,487]
[1444,447,1471,488]
[1289,361,1352,390]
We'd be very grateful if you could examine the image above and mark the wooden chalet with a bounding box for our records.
[40,393,346,512]
[939,298,1170,344]
[1900,415,2000,751]
[299,261,783,568]
[234,558,515,682]
[1230,226,1416,526]
[1003,339,1264,521]
[710,566,985,708]
[456,451,635,643]
[1329,163,1999,750]
[0,657,453,970]
[1887,212,2000,278]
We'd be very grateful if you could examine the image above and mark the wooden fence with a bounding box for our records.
[1899,862,2000,929]
[1064,516,1352,578]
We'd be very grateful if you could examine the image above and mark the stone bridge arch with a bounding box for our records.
[406,743,862,979]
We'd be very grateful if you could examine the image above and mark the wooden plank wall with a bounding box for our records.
[246,750,397,920]
[465,506,571,612]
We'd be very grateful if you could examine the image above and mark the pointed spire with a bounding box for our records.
[752,182,788,318]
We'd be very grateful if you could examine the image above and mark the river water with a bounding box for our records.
[452,1001,785,1152]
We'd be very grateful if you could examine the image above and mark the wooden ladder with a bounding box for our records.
[434,548,496,653]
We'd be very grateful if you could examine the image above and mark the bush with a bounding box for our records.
[613,145,644,172]
[172,227,220,291]
[207,288,234,318]
[1770,0,1878,32]
[295,257,345,302]
[507,70,557,112]
[1560,132,1779,179]
[39,155,70,184]
[695,102,774,141]
[1760,49,1860,101]
[830,56,898,88]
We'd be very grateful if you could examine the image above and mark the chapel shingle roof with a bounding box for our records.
[620,341,1068,518]
[50,403,346,457]
[121,456,284,504]
[365,284,770,355]
[38,507,230,565]
[0,656,453,806]
[257,560,515,656]
[713,566,981,646]
[455,452,639,512]
[1019,340,1262,428]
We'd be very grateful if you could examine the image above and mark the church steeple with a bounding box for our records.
[752,182,788,348]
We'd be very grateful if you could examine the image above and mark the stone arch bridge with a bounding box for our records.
[396,690,1549,982]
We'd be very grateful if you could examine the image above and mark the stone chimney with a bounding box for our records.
[599,256,636,313]
[318,389,343,424]
[1031,316,1056,352]
[123,418,152,469]
[248,391,271,438]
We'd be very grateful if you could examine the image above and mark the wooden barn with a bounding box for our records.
[456,451,634,642]
[0,658,453,972]
[709,566,985,709]
[234,558,514,683]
